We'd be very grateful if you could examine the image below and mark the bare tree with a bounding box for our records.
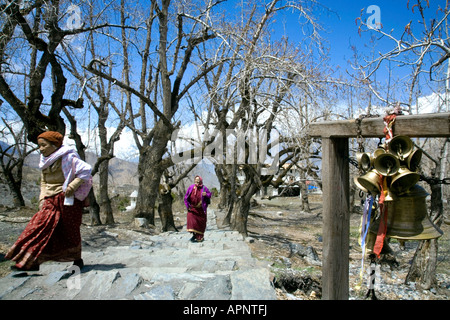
[196,0,328,236]
[60,0,135,225]
[0,1,111,142]
[0,121,37,207]
[86,0,221,226]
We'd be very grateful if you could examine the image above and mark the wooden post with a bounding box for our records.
[321,137,350,300]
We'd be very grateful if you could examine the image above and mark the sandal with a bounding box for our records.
[73,259,84,269]
[11,264,39,272]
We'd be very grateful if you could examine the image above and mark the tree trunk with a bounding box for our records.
[99,160,115,224]
[158,184,178,232]
[4,170,25,207]
[222,201,234,227]
[135,165,159,225]
[215,164,230,209]
[231,182,258,237]
[222,163,238,226]
[218,184,230,210]
[135,123,169,224]
[231,198,249,236]
[405,239,438,290]
[300,181,311,212]
[88,189,102,225]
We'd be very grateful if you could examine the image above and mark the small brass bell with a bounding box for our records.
[354,176,369,193]
[355,169,381,194]
[373,148,386,159]
[370,185,443,240]
[406,148,422,172]
[390,167,420,194]
[357,152,372,172]
[384,190,397,202]
[388,135,414,161]
[374,153,400,176]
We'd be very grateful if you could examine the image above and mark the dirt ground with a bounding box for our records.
[1,194,449,300]
[244,195,450,300]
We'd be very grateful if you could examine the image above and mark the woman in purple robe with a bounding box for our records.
[184,176,211,242]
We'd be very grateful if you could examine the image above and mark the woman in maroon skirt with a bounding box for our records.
[5,131,92,272]
[184,176,211,242]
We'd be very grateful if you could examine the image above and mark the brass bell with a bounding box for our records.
[374,153,400,176]
[390,166,420,194]
[354,176,368,193]
[370,185,443,240]
[388,135,414,161]
[406,148,422,172]
[373,148,386,159]
[357,152,372,172]
[384,190,397,202]
[355,169,381,194]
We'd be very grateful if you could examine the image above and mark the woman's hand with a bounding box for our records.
[65,178,84,197]
[202,192,206,196]
[65,185,75,197]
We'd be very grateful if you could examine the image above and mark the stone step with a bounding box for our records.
[0,209,277,300]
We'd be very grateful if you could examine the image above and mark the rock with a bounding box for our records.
[288,242,321,265]
[195,275,231,300]
[0,273,31,299]
[288,242,308,257]
[76,270,120,299]
[274,256,291,268]
[134,218,148,228]
[245,236,255,243]
[230,268,277,300]
[304,246,321,266]
[135,285,175,300]
[112,272,143,298]
[45,270,70,287]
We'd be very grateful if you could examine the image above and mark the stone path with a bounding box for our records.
[0,210,277,300]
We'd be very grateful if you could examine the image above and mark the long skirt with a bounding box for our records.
[5,192,83,270]
[187,208,207,239]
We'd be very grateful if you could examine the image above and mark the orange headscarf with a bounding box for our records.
[37,131,64,148]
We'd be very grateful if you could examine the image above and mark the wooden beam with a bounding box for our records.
[321,138,350,300]
[308,112,450,138]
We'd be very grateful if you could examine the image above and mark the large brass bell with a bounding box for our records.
[388,135,414,161]
[369,185,443,240]
[390,166,420,194]
[356,169,381,194]
[374,153,400,176]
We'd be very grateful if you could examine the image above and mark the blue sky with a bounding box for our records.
[314,0,440,69]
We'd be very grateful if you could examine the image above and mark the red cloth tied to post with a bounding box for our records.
[383,114,396,144]
[373,113,397,257]
[373,175,388,257]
